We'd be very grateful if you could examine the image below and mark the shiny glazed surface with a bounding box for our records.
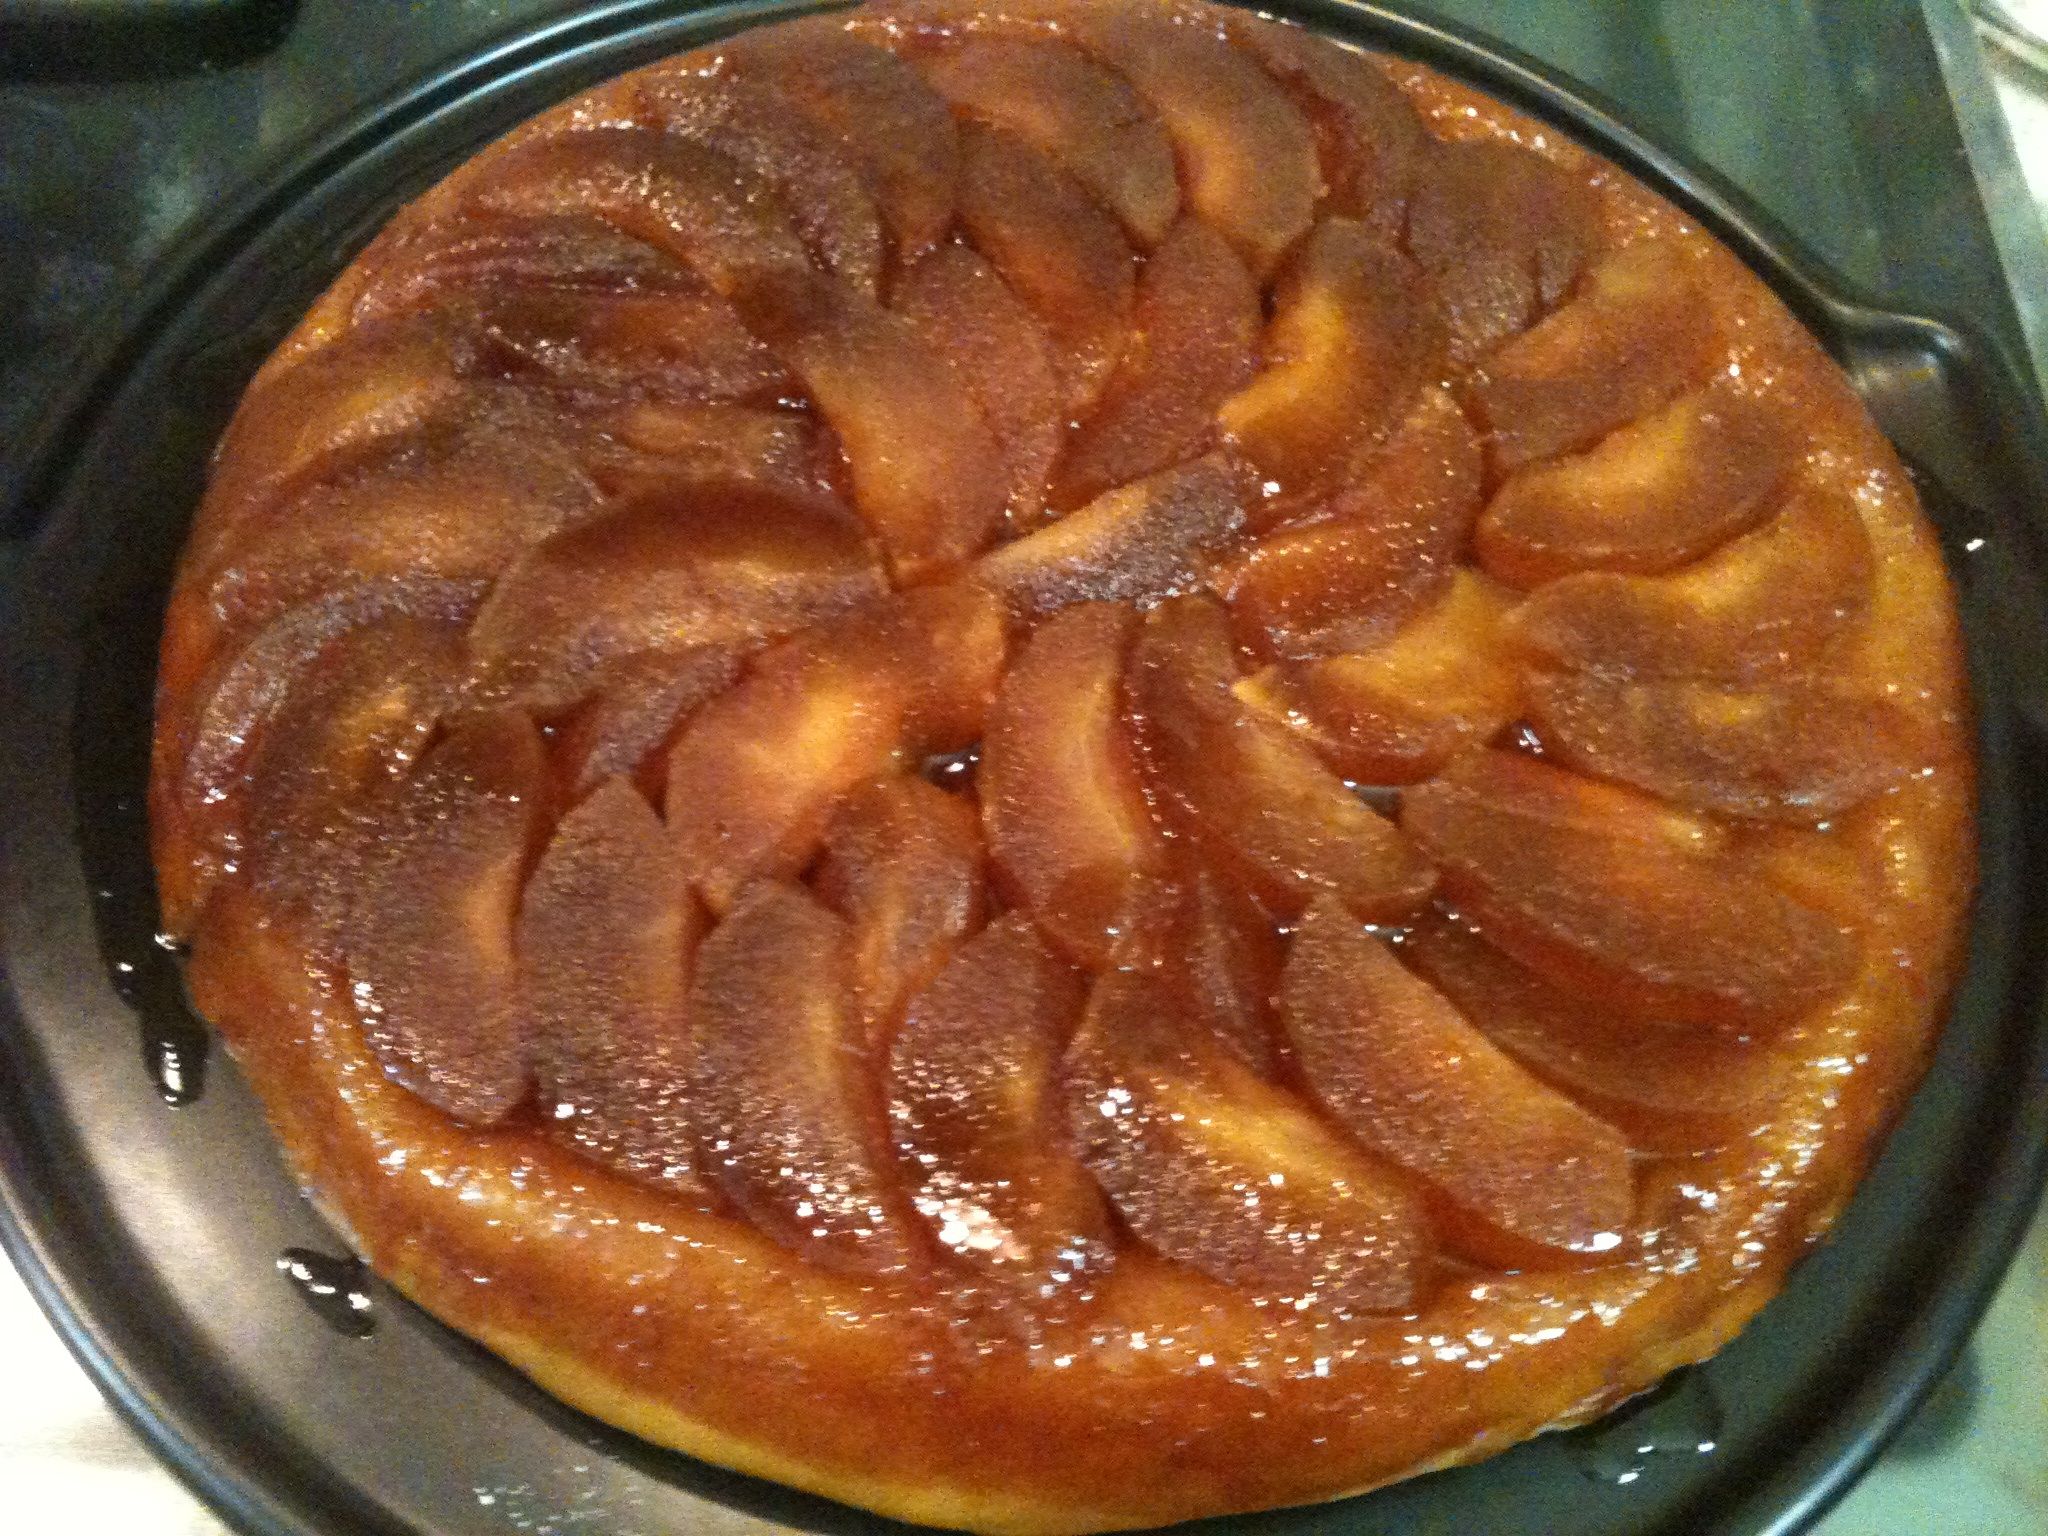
[149,2,1976,1530]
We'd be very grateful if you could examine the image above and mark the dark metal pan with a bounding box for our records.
[2,3,2043,1534]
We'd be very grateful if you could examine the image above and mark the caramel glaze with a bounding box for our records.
[156,2,1975,1531]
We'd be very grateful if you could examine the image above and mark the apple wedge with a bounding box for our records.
[975,456,1247,620]
[464,125,811,297]
[1053,216,1260,509]
[741,273,1007,582]
[1403,910,1780,1154]
[1220,385,1481,655]
[1469,240,1719,475]
[1078,8,1320,279]
[1218,218,1445,510]
[889,915,1110,1304]
[633,71,885,298]
[1407,139,1596,364]
[895,243,1064,532]
[1064,961,1426,1314]
[1476,379,1798,588]
[1234,569,1523,784]
[1280,900,1634,1267]
[1127,595,1435,920]
[981,602,1163,967]
[1402,750,1861,1030]
[956,123,1137,408]
[343,711,547,1126]
[1511,481,1876,681]
[690,881,921,1274]
[1236,17,1427,238]
[723,21,960,262]
[463,482,885,714]
[1524,669,1925,823]
[666,584,1007,913]
[923,35,1179,247]
[521,778,708,1193]
[816,775,988,1038]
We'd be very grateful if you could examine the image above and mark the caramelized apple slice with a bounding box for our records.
[1403,910,1779,1154]
[923,35,1178,246]
[981,603,1162,967]
[1402,750,1860,1029]
[1053,217,1260,509]
[521,778,707,1191]
[689,882,920,1273]
[890,916,1110,1301]
[1115,865,1285,1078]
[1470,241,1719,475]
[895,244,1063,531]
[1235,18,1426,238]
[974,456,1246,620]
[666,585,1007,913]
[1064,963,1425,1313]
[465,483,885,713]
[634,72,884,297]
[1128,596,1435,920]
[454,284,792,407]
[1236,570,1523,784]
[206,423,605,636]
[741,274,1005,581]
[553,645,743,799]
[1525,669,1924,823]
[1220,386,1482,654]
[344,712,547,1125]
[956,124,1136,406]
[193,320,469,566]
[723,21,960,263]
[816,776,988,1036]
[464,126,811,296]
[1511,482,1876,681]
[584,402,833,503]
[167,590,470,936]
[1079,9,1319,279]
[1477,380,1799,588]
[1281,901,1633,1266]
[1407,139,1597,364]
[1217,219,1445,509]
[352,212,684,322]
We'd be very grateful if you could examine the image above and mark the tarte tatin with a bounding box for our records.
[149,2,1975,1530]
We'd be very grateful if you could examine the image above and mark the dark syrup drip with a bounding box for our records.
[921,743,982,793]
[75,579,216,1107]
[1569,1369,1723,1486]
[276,1248,378,1338]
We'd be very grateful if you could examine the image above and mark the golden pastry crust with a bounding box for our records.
[152,3,1975,1531]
